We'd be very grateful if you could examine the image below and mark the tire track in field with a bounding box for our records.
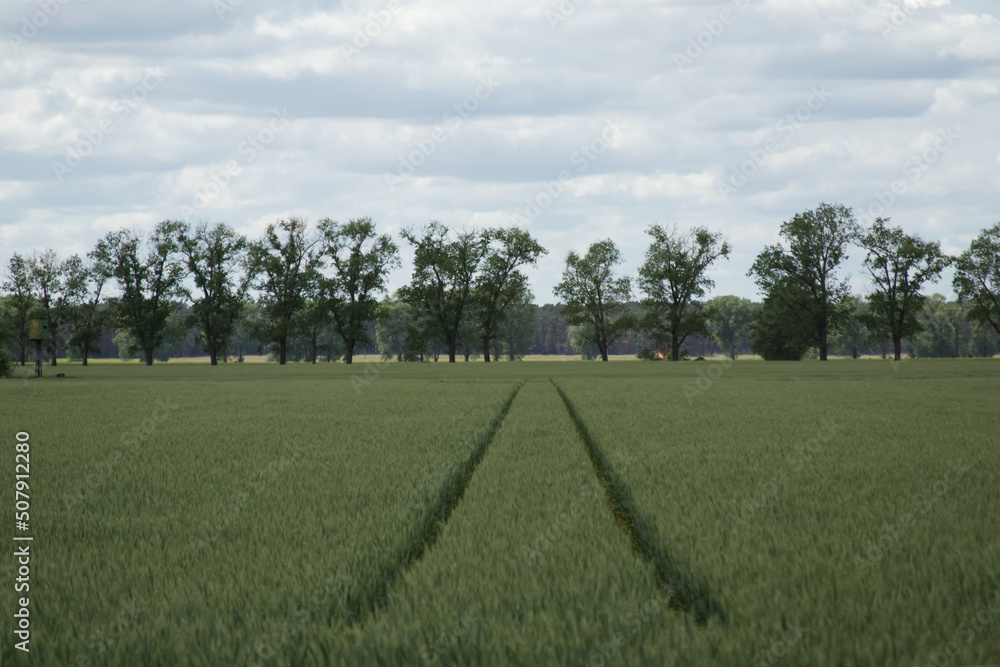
[344,382,523,625]
[552,380,728,627]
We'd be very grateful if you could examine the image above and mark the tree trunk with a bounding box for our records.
[144,347,154,366]
[19,343,25,366]
[893,336,902,361]
[82,340,90,367]
[598,340,608,362]
[210,348,218,365]
[50,340,58,366]
[344,339,355,365]
[483,333,491,363]
[279,336,287,365]
[448,344,456,363]
[819,329,828,361]
[671,335,681,362]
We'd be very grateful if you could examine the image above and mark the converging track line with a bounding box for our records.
[552,380,729,626]
[343,382,524,625]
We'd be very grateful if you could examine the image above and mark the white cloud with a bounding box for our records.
[0,0,997,302]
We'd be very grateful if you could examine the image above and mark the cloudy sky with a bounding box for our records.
[1,0,998,303]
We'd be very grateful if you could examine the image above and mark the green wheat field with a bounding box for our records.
[1,359,998,666]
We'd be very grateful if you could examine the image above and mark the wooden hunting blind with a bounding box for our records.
[27,319,48,377]
[28,319,49,341]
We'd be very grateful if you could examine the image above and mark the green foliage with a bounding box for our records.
[319,217,400,363]
[750,281,813,360]
[567,324,600,360]
[375,295,413,361]
[831,295,869,359]
[247,217,323,365]
[749,202,859,360]
[179,222,250,365]
[470,227,546,361]
[113,329,140,361]
[554,239,634,361]
[499,295,536,361]
[1,252,35,363]
[859,218,951,360]
[638,224,730,360]
[400,222,490,363]
[706,295,754,360]
[953,222,1000,339]
[95,220,188,365]
[62,251,113,365]
[910,294,969,358]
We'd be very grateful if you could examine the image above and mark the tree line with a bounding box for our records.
[1,202,998,368]
[556,203,999,362]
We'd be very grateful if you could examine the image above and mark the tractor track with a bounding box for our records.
[343,381,524,625]
[552,380,728,627]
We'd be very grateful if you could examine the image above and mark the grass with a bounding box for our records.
[1,359,997,665]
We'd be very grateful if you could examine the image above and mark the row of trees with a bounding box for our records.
[550,203,1000,362]
[2,203,998,367]
[0,218,546,367]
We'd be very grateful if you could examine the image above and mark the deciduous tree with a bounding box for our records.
[953,222,1000,339]
[858,218,950,361]
[94,221,187,366]
[748,202,859,361]
[638,225,730,361]
[749,280,813,361]
[472,227,546,362]
[554,239,634,362]
[62,252,112,366]
[318,217,399,364]
[248,218,322,365]
[706,295,754,360]
[1,253,34,365]
[400,222,489,363]
[179,222,251,365]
